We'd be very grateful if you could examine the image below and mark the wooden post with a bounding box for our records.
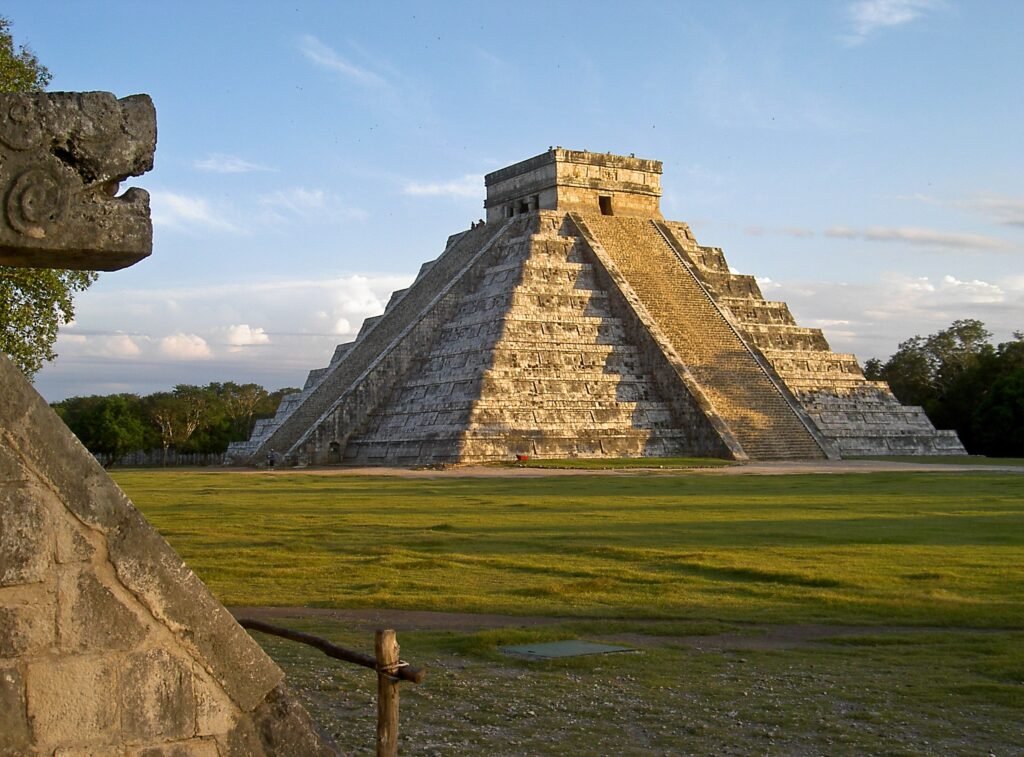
[375,629,400,757]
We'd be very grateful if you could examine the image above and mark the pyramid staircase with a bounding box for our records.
[573,214,829,460]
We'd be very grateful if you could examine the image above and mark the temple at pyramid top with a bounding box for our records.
[228,149,964,467]
[484,148,663,222]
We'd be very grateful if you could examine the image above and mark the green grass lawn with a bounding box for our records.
[850,455,1024,467]
[112,468,1024,754]
[113,469,1024,628]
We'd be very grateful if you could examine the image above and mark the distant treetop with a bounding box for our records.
[0,15,52,93]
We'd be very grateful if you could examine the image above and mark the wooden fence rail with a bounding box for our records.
[237,618,426,756]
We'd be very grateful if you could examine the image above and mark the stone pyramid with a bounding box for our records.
[228,149,963,466]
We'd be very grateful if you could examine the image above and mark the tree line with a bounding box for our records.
[53,383,297,466]
[864,319,1023,457]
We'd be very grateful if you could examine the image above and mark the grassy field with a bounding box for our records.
[114,469,1024,627]
[112,468,1024,755]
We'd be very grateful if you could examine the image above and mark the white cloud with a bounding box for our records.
[150,190,239,234]
[36,272,415,400]
[159,333,212,360]
[957,195,1024,228]
[845,0,940,44]
[744,225,815,238]
[298,34,386,88]
[224,324,271,347]
[194,153,274,174]
[101,334,143,358]
[772,271,1021,362]
[824,225,1009,251]
[939,275,1004,302]
[402,175,481,199]
[259,187,368,222]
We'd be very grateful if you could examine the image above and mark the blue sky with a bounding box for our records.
[9,1,1022,400]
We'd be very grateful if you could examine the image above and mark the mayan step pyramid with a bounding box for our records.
[228,148,964,465]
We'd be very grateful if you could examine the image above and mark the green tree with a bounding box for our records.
[878,322,1024,456]
[967,334,1024,457]
[0,16,51,91]
[880,319,993,412]
[862,357,884,381]
[145,385,213,464]
[55,394,151,466]
[0,268,98,378]
[1,16,99,379]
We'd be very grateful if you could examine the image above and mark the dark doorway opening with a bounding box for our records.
[599,195,613,215]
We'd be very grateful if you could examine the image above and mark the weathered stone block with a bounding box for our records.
[120,649,196,742]
[0,664,31,751]
[193,667,240,737]
[0,92,155,271]
[58,568,148,653]
[26,655,118,744]
[0,589,55,657]
[226,684,337,757]
[0,474,52,587]
[55,511,97,564]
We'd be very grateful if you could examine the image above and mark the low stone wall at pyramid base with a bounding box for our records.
[1,355,335,755]
[799,386,966,456]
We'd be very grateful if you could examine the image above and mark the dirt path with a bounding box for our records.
[229,606,1001,652]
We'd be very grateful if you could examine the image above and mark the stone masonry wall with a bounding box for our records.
[0,355,333,755]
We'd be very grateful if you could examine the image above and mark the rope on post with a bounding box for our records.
[236,617,426,684]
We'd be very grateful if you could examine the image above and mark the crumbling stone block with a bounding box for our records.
[0,91,155,271]
[58,568,148,653]
[120,648,196,742]
[0,476,52,587]
[0,664,31,751]
[26,655,119,745]
[2,352,335,754]
[0,591,55,657]
[131,740,221,757]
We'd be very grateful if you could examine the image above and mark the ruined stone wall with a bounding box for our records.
[1,356,333,755]
[484,149,662,222]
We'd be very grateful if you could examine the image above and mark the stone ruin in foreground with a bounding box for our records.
[229,148,964,466]
[1,91,333,755]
